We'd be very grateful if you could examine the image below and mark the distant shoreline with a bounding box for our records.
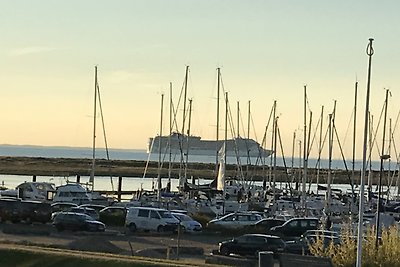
[0,155,388,187]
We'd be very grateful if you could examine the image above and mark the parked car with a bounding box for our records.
[125,207,179,233]
[245,217,286,233]
[99,206,127,226]
[51,202,78,213]
[19,200,51,223]
[78,204,106,213]
[301,229,339,239]
[218,234,285,257]
[285,234,341,255]
[270,217,320,240]
[51,202,78,220]
[207,212,263,230]
[0,198,23,223]
[171,212,202,233]
[70,207,99,220]
[0,198,51,224]
[52,212,106,232]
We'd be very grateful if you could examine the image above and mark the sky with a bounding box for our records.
[1,1,400,161]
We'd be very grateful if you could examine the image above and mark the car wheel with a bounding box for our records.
[129,223,137,233]
[220,247,229,256]
[157,225,165,233]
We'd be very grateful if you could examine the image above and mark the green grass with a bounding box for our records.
[0,245,212,267]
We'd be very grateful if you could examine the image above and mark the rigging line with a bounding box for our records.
[226,97,245,183]
[96,81,114,192]
[342,109,355,148]
[305,88,312,113]
[370,98,387,158]
[333,124,355,196]
[277,122,294,194]
[308,111,322,158]
[314,116,330,169]
[306,111,313,158]
[392,109,400,133]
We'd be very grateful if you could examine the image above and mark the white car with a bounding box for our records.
[207,212,263,230]
[171,212,202,233]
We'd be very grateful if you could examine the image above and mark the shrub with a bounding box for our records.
[308,223,400,267]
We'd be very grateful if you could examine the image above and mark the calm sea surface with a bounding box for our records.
[0,144,398,197]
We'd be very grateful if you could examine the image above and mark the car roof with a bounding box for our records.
[51,202,78,207]
[242,234,282,239]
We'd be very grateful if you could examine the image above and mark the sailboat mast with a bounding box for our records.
[157,94,164,201]
[356,38,374,267]
[269,101,277,187]
[302,85,308,211]
[375,88,390,247]
[185,99,193,181]
[326,113,333,214]
[351,81,358,211]
[247,100,251,176]
[90,66,98,190]
[215,67,221,174]
[237,101,240,138]
[224,92,228,185]
[168,83,172,184]
[316,106,324,195]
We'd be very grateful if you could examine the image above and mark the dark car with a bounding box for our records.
[246,218,286,233]
[218,234,285,257]
[51,202,78,213]
[52,212,106,232]
[285,234,341,255]
[270,218,320,240]
[0,198,22,223]
[99,206,127,226]
[19,200,51,223]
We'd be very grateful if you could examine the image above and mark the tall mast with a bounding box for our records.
[302,85,308,211]
[326,113,333,214]
[182,66,189,135]
[237,101,240,138]
[291,130,296,185]
[90,66,98,190]
[351,81,358,212]
[185,99,193,181]
[247,100,251,176]
[375,88,390,247]
[222,92,228,214]
[168,83,173,184]
[215,67,221,174]
[179,66,189,190]
[272,116,278,213]
[356,38,374,267]
[157,94,164,201]
[269,101,277,186]
[316,106,324,195]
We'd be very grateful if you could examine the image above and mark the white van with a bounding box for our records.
[125,207,180,233]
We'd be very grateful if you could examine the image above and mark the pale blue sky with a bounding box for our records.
[1,1,399,161]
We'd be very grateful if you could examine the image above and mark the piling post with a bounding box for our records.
[32,175,36,182]
[118,176,123,202]
[76,175,81,183]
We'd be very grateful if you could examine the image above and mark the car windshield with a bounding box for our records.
[174,214,191,221]
[159,211,174,219]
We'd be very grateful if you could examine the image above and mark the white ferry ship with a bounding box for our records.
[148,132,272,158]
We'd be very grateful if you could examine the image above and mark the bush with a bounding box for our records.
[308,224,400,267]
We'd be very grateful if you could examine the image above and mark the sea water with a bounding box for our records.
[0,144,398,197]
